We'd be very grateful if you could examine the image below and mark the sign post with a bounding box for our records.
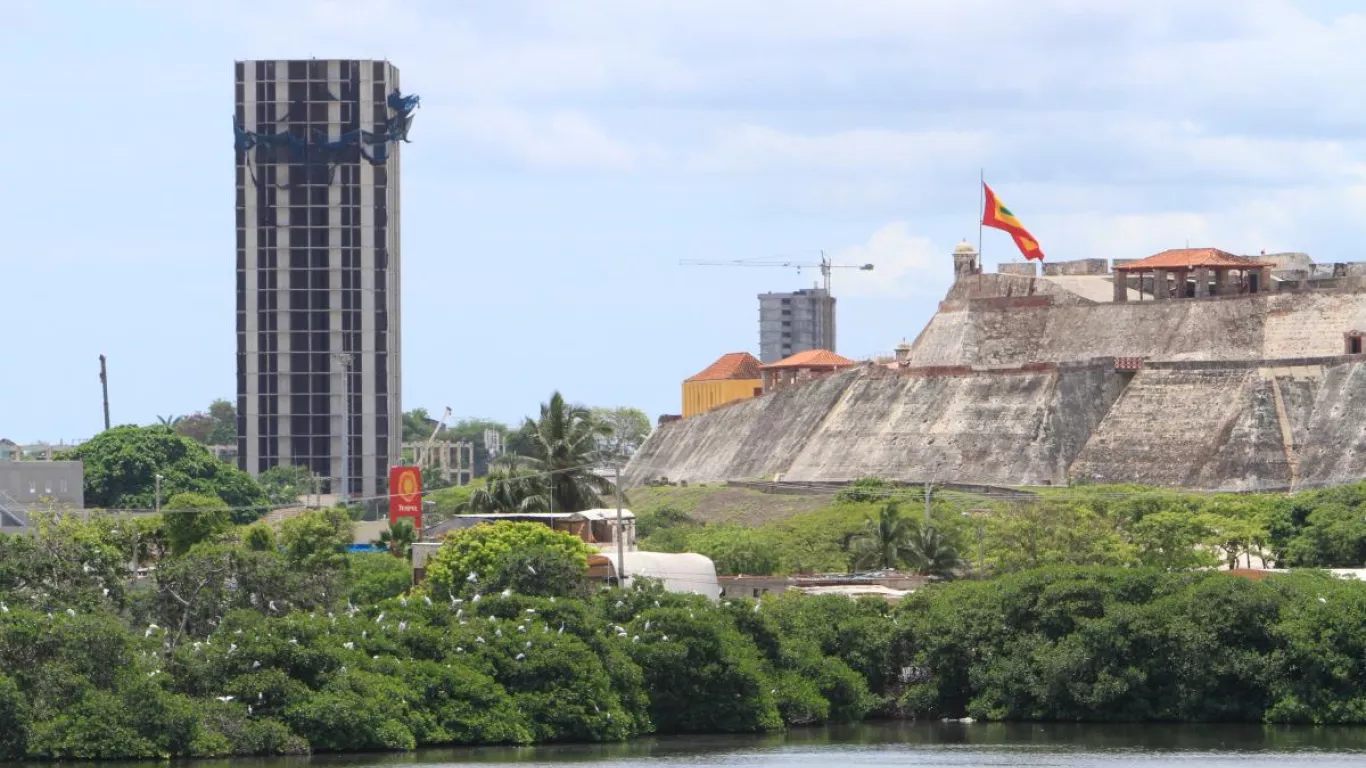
[388,466,423,531]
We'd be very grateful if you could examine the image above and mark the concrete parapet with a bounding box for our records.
[998,262,1038,277]
[968,295,1054,310]
[1042,258,1109,276]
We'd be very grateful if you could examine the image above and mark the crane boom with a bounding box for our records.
[679,251,873,293]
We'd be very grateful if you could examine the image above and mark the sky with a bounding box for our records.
[5,0,1366,443]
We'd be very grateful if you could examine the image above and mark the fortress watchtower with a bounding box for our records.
[953,240,981,280]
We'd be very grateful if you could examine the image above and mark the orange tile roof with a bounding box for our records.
[761,349,858,369]
[686,352,763,382]
[1113,248,1275,271]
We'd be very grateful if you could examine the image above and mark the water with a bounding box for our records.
[22,723,1366,767]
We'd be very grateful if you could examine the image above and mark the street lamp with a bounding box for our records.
[333,352,354,505]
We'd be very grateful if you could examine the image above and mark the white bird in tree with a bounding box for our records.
[145,624,160,638]
[268,600,278,612]
[527,564,537,575]
[423,595,432,606]
[476,636,486,644]
[501,588,512,598]
[343,642,354,650]
[472,593,482,603]
[399,597,408,607]
[467,571,479,583]
[515,652,526,661]
[66,608,76,617]
[215,695,234,703]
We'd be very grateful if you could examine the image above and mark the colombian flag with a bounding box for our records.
[982,183,1045,261]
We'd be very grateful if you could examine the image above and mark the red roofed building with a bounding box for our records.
[760,349,858,392]
[682,352,764,418]
[1112,248,1275,301]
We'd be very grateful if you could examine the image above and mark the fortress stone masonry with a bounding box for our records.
[626,245,1366,492]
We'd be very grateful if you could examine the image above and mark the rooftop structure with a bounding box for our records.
[683,352,764,418]
[1111,248,1276,301]
[760,349,857,392]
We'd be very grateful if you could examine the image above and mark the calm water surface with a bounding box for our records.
[30,723,1366,767]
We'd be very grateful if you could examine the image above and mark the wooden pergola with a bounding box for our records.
[1112,248,1275,302]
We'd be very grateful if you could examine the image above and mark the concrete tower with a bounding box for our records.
[233,59,418,501]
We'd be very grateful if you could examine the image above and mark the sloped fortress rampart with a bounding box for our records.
[626,247,1366,491]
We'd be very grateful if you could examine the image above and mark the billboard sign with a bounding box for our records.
[388,465,423,530]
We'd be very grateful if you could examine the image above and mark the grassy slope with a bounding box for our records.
[625,484,838,526]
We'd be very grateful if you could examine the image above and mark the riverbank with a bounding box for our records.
[9,542,1366,760]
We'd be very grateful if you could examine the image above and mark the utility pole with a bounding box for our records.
[614,465,627,588]
[334,353,354,506]
[154,474,163,515]
[98,355,111,431]
[923,482,933,525]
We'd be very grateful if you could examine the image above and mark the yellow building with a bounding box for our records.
[682,352,763,418]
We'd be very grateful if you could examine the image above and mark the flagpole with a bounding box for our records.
[977,168,985,263]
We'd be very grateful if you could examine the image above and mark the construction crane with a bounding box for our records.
[419,407,452,470]
[679,251,874,294]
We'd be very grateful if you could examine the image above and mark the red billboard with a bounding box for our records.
[388,466,423,530]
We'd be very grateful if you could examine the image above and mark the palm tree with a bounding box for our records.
[850,502,918,571]
[156,415,184,428]
[521,392,617,513]
[902,524,965,577]
[461,455,550,513]
[375,519,418,558]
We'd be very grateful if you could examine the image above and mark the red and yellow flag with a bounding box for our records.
[981,183,1045,262]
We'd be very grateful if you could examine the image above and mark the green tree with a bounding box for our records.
[59,426,267,517]
[162,492,234,556]
[460,455,549,513]
[985,500,1137,572]
[1132,510,1219,570]
[375,519,417,558]
[521,392,616,513]
[278,507,354,569]
[424,521,591,598]
[257,464,314,506]
[0,672,26,760]
[174,412,216,444]
[206,399,237,445]
[590,406,652,465]
[849,502,918,571]
[902,525,964,577]
[687,525,784,576]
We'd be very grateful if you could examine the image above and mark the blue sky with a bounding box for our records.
[5,0,1366,443]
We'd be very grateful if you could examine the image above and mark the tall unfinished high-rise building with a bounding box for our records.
[233,59,418,500]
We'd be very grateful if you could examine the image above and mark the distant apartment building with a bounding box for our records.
[234,59,417,500]
[0,460,84,534]
[759,288,835,364]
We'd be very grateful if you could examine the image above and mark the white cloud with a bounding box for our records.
[688,125,993,174]
[448,108,639,171]
[831,223,940,299]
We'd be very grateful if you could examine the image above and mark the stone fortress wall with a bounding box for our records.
[625,252,1366,491]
